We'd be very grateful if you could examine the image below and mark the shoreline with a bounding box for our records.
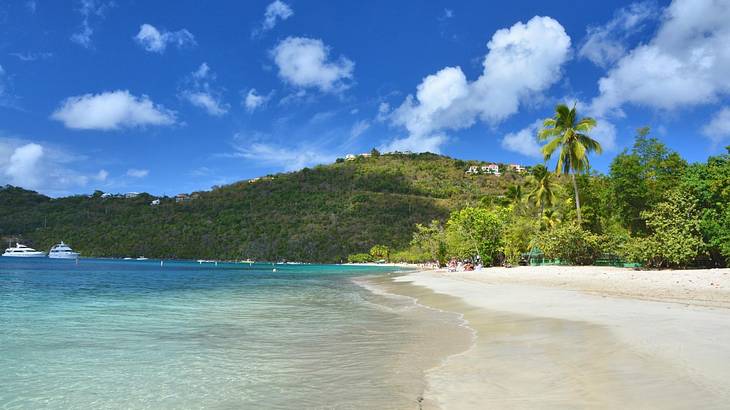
[383,266,730,409]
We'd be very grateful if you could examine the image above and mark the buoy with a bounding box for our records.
[273,268,277,272]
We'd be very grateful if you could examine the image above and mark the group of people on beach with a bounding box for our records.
[446,257,483,272]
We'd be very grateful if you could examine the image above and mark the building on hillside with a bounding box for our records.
[509,164,526,173]
[150,199,161,206]
[465,165,480,175]
[125,192,140,198]
[345,154,356,161]
[175,194,191,203]
[101,192,113,198]
[248,177,260,183]
[359,153,371,158]
[483,164,501,176]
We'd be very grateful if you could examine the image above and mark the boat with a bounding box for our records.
[48,241,80,259]
[2,243,46,258]
[136,256,148,261]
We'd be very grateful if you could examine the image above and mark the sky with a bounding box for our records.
[1,0,730,197]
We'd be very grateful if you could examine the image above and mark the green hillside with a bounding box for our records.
[0,152,527,262]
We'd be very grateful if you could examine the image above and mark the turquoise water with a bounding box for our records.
[0,259,456,409]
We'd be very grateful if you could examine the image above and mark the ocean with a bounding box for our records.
[0,258,463,409]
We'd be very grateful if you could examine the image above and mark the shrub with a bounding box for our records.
[536,223,601,265]
[347,253,373,263]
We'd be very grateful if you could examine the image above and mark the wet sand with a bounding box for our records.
[381,268,730,409]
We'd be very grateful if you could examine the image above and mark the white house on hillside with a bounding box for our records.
[509,164,526,173]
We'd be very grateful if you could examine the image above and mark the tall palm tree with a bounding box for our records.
[525,164,558,219]
[539,104,602,224]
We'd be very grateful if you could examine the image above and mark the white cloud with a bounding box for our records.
[51,90,176,130]
[9,51,53,61]
[70,0,114,48]
[376,102,391,122]
[180,63,229,116]
[501,120,544,158]
[184,92,228,116]
[579,1,657,68]
[591,0,730,116]
[703,107,730,143]
[271,37,354,93]
[260,1,294,33]
[126,168,149,178]
[230,134,333,171]
[381,133,447,154]
[386,16,571,153]
[134,24,196,53]
[95,169,109,181]
[350,120,370,139]
[4,143,44,188]
[244,88,271,112]
[0,138,104,194]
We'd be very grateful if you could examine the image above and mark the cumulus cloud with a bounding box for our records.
[385,16,571,153]
[0,138,105,194]
[271,37,355,93]
[51,90,176,130]
[126,168,149,178]
[255,0,294,35]
[244,88,272,112]
[70,0,114,48]
[501,120,544,158]
[229,133,333,171]
[579,1,657,68]
[135,24,196,53]
[590,0,730,117]
[703,107,730,143]
[180,63,229,116]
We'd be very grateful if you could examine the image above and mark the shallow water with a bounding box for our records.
[0,259,465,409]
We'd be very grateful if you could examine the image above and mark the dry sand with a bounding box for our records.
[386,266,730,409]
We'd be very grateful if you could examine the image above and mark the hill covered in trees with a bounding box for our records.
[0,152,527,262]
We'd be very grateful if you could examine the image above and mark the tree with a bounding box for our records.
[630,190,705,268]
[610,128,687,234]
[410,220,447,266]
[539,103,602,225]
[525,164,559,220]
[369,244,390,261]
[445,207,506,264]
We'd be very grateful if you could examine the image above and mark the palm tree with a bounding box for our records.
[506,184,524,204]
[525,164,558,219]
[539,103,602,224]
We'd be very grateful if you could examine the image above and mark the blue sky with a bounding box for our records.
[1,0,729,196]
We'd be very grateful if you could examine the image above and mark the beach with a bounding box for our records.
[377,266,730,409]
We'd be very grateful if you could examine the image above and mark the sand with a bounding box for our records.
[384,266,730,409]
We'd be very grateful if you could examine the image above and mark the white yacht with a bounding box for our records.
[2,243,46,258]
[48,241,80,259]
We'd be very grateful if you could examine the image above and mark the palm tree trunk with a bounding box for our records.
[571,173,582,225]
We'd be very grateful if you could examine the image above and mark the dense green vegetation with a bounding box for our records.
[396,106,730,269]
[2,105,728,269]
[0,153,524,262]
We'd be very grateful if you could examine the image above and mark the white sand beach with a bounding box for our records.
[384,266,730,409]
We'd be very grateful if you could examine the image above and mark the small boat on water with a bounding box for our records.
[2,243,46,258]
[136,256,148,261]
[48,241,80,259]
